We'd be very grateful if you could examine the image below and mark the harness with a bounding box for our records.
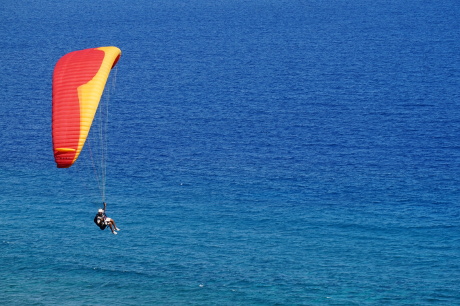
[94,214,107,230]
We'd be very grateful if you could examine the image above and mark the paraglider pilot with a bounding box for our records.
[94,202,120,235]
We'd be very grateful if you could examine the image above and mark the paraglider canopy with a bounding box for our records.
[52,46,121,168]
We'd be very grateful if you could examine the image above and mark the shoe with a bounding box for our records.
[112,231,118,235]
[115,227,120,231]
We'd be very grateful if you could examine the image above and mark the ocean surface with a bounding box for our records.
[1,0,460,304]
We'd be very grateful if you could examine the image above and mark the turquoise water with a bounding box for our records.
[1,0,460,304]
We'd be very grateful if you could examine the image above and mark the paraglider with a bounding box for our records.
[52,47,122,233]
[52,46,121,168]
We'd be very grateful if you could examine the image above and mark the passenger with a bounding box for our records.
[94,202,120,235]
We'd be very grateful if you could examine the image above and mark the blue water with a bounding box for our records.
[1,0,460,304]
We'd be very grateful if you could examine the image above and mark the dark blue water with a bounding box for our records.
[1,0,460,304]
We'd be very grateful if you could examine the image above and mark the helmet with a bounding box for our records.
[98,209,104,213]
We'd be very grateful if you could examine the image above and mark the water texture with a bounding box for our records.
[1,0,459,304]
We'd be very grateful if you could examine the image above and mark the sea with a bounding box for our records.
[1,0,459,305]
